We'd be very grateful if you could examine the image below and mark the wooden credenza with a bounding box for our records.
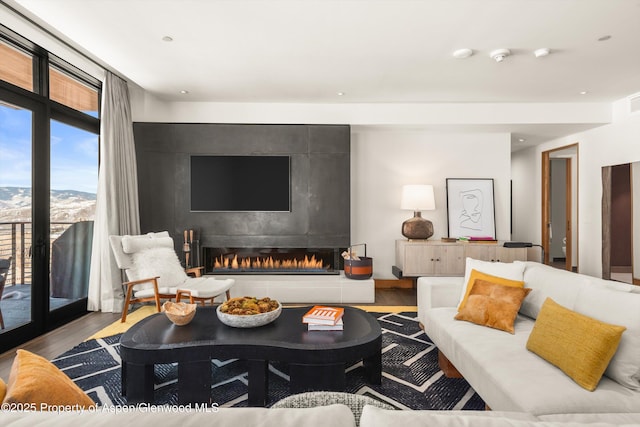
[394,240,527,278]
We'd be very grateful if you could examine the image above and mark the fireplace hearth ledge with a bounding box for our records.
[207,271,374,304]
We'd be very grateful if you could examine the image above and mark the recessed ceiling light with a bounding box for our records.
[597,35,611,42]
[180,90,189,94]
[337,92,345,96]
[580,91,588,95]
[452,48,473,59]
[533,48,550,58]
[162,36,174,42]
[518,138,526,143]
[489,48,511,63]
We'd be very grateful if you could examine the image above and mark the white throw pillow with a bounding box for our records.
[121,232,172,254]
[130,247,188,289]
[574,285,640,390]
[459,257,526,306]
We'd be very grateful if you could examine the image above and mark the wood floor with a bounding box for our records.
[0,287,416,380]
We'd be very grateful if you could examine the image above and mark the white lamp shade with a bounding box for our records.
[401,185,436,210]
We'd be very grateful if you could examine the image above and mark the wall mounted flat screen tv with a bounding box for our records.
[191,155,291,212]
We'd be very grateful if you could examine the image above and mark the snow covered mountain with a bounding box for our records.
[0,187,96,223]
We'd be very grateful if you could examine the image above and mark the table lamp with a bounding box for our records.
[401,184,435,239]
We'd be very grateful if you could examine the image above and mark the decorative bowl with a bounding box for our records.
[162,301,197,326]
[216,300,282,328]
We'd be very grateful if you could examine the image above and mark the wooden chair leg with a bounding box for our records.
[176,289,193,304]
[151,278,161,313]
[0,308,4,329]
[121,284,135,323]
[226,290,231,300]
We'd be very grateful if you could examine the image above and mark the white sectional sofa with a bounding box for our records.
[417,259,640,419]
[2,404,640,426]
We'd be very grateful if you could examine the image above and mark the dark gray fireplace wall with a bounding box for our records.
[133,123,350,249]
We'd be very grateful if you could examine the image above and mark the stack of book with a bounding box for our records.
[302,305,344,331]
[458,236,497,243]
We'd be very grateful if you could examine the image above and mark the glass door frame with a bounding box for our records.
[0,83,47,351]
[47,105,99,326]
[0,26,101,353]
[0,87,98,353]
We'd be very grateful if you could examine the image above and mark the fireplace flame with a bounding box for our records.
[212,253,325,271]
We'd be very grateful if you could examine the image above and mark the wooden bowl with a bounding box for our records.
[162,301,197,326]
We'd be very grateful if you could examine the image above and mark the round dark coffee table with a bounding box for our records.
[120,305,382,406]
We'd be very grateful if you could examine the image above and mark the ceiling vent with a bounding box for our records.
[628,93,640,115]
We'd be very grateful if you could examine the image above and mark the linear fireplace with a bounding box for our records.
[203,247,342,275]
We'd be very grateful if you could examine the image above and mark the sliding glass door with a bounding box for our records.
[0,98,35,334]
[0,31,100,352]
[48,120,98,315]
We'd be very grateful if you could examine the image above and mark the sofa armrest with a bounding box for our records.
[417,276,464,309]
[417,276,464,326]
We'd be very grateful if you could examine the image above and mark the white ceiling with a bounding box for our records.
[4,0,640,147]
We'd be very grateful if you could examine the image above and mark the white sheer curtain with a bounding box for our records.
[88,72,140,312]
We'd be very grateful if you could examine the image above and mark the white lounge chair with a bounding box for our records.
[109,231,234,322]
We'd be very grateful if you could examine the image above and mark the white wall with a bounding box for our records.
[511,146,538,245]
[351,129,511,278]
[511,98,640,278]
[129,89,610,127]
[130,90,640,281]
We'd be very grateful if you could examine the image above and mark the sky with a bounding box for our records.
[0,103,98,194]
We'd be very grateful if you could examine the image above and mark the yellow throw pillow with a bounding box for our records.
[526,298,626,391]
[3,349,95,409]
[0,377,6,402]
[458,269,525,311]
[455,279,531,333]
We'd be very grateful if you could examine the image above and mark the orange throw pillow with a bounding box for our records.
[455,279,532,334]
[3,349,95,410]
[458,269,525,311]
[0,377,6,402]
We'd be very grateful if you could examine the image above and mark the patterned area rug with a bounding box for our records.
[52,312,485,410]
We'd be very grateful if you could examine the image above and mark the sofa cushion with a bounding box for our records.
[460,258,526,307]
[593,277,640,294]
[458,269,525,311]
[517,261,588,319]
[0,404,357,426]
[538,413,640,424]
[3,349,95,409]
[574,285,640,390]
[360,405,637,427]
[455,279,531,334]
[526,298,625,391]
[360,406,540,427]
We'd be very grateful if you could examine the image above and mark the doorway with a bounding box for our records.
[602,162,636,284]
[542,144,578,271]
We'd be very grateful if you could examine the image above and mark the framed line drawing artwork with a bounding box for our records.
[446,178,496,239]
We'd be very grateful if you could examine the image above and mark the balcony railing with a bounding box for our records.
[0,222,74,286]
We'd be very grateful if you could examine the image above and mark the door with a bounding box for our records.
[436,245,465,275]
[542,144,578,271]
[602,163,635,284]
[0,31,101,352]
[0,89,44,344]
[47,119,98,321]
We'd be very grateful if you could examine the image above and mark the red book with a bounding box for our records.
[302,306,345,325]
